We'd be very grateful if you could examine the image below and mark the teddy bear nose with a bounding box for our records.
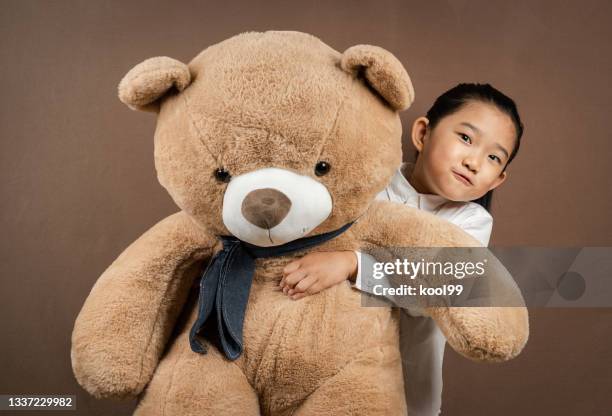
[241,188,292,229]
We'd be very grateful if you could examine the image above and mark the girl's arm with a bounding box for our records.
[279,251,358,300]
[281,203,494,299]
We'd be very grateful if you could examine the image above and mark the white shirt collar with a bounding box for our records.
[387,162,449,212]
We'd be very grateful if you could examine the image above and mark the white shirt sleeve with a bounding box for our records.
[450,203,493,247]
[353,250,363,290]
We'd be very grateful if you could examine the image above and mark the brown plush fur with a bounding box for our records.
[72,31,528,415]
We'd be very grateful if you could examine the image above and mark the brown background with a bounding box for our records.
[1,0,611,415]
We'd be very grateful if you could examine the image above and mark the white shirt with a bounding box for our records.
[354,162,493,289]
[353,162,493,416]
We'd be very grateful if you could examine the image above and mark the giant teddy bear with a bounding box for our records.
[71,31,528,415]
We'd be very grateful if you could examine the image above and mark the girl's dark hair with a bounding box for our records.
[422,83,524,212]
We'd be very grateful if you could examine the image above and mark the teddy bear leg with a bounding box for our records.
[134,336,260,416]
[291,345,406,416]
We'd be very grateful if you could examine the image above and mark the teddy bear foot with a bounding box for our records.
[290,345,407,416]
[133,336,260,416]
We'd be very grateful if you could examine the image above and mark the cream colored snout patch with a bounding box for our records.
[222,168,332,247]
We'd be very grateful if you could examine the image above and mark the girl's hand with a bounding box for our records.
[279,251,358,300]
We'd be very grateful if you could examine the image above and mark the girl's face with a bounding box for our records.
[410,101,516,202]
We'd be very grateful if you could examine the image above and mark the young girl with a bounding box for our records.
[278,83,524,416]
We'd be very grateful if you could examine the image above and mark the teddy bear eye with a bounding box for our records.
[314,161,331,176]
[214,168,231,183]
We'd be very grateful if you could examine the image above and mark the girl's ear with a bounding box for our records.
[340,45,414,111]
[489,171,508,191]
[411,117,429,152]
[118,56,192,113]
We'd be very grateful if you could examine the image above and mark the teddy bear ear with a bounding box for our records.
[341,45,414,111]
[118,56,192,112]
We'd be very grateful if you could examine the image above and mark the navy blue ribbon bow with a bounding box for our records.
[189,221,355,360]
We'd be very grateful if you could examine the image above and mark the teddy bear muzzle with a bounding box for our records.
[222,167,332,247]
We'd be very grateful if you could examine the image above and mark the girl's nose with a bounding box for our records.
[463,157,479,173]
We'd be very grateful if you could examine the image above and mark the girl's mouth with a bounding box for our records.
[452,170,472,186]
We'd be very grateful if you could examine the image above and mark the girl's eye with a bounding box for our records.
[458,133,471,144]
[489,155,501,164]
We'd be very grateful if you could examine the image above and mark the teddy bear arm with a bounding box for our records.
[427,306,529,362]
[353,201,529,362]
[71,211,215,399]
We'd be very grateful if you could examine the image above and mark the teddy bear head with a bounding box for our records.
[118,31,414,246]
